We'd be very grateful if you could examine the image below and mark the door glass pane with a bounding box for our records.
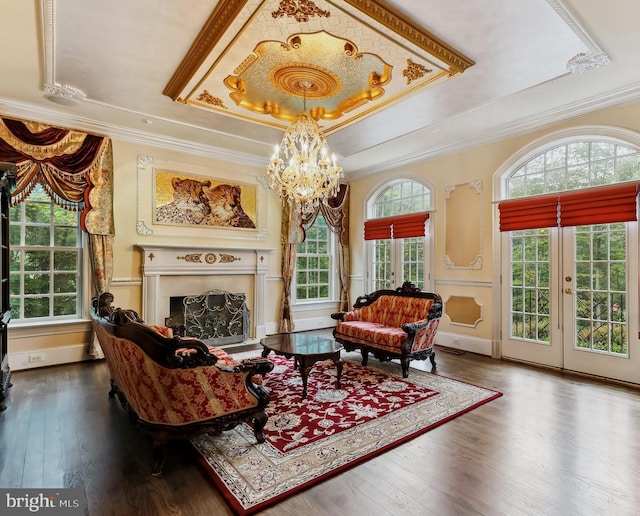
[372,239,392,290]
[510,229,551,343]
[402,237,423,289]
[574,224,628,355]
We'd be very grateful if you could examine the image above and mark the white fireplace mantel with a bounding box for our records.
[136,244,274,341]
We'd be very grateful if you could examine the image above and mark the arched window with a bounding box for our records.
[497,132,640,385]
[366,180,432,291]
[506,140,640,198]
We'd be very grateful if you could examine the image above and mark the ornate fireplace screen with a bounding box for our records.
[166,290,250,345]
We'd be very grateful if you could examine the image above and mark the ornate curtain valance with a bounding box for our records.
[0,116,114,236]
[279,183,351,329]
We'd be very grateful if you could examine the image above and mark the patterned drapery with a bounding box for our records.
[0,116,115,357]
[278,184,350,331]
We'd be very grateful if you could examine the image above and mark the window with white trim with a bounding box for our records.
[294,214,336,303]
[366,180,431,291]
[9,184,83,321]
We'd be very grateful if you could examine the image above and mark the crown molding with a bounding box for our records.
[0,98,268,168]
[346,81,640,179]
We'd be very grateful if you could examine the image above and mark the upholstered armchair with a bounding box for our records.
[90,292,273,475]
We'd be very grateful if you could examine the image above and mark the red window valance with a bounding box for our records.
[364,212,429,240]
[499,183,640,232]
[0,116,114,236]
[559,183,639,227]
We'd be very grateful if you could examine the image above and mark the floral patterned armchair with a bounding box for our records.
[90,292,273,475]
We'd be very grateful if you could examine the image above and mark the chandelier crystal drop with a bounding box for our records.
[266,105,342,214]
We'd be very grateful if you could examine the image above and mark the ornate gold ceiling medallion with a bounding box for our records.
[224,31,391,122]
[403,59,432,85]
[272,0,331,22]
[270,63,342,99]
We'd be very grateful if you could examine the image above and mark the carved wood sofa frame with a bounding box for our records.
[90,292,273,475]
[331,282,443,378]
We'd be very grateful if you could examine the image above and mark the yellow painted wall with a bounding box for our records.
[9,138,286,368]
[8,99,640,367]
[348,100,640,350]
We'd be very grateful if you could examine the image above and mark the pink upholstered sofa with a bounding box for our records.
[90,292,273,475]
[331,282,442,378]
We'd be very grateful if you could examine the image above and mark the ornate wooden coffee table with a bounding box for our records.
[260,333,344,399]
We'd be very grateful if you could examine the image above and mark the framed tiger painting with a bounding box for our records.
[136,155,268,240]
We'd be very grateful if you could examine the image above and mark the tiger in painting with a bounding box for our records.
[155,177,211,225]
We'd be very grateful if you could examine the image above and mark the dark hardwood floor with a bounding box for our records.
[2,333,640,516]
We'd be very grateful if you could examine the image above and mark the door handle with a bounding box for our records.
[564,288,573,294]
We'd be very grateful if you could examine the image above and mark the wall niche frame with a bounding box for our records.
[443,180,483,269]
[136,155,268,241]
[444,295,483,327]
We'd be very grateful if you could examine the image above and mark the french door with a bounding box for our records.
[369,237,425,291]
[501,222,640,384]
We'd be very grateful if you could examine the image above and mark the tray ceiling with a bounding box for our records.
[163,0,474,133]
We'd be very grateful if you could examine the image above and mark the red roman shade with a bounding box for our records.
[499,196,559,231]
[559,183,639,227]
[392,212,429,238]
[364,216,393,240]
[499,183,640,231]
[364,212,429,240]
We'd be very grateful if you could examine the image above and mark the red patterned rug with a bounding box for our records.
[191,354,502,515]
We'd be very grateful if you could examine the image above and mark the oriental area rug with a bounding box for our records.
[191,353,502,515]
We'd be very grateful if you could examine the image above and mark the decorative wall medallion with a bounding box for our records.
[197,90,227,109]
[178,253,203,263]
[219,253,240,263]
[271,0,330,22]
[137,155,154,169]
[205,253,217,264]
[402,59,432,84]
[136,220,153,235]
[566,51,610,74]
[43,83,87,103]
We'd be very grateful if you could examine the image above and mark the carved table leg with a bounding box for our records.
[299,359,315,399]
[333,355,344,390]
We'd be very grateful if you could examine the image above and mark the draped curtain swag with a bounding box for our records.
[278,184,350,332]
[0,116,115,357]
[498,183,640,232]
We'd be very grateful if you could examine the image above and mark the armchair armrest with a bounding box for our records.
[404,318,440,353]
[217,357,274,376]
[331,309,362,322]
[402,318,431,334]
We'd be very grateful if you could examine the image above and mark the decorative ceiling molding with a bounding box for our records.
[338,0,475,73]
[345,82,640,178]
[0,98,268,169]
[163,0,250,101]
[163,0,474,133]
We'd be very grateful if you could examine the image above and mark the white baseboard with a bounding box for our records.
[434,331,492,356]
[9,344,93,371]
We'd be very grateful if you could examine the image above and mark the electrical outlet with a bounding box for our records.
[28,353,45,363]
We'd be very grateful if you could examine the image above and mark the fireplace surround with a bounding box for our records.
[136,244,272,343]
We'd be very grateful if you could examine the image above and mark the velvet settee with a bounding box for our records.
[331,282,442,378]
[90,292,273,475]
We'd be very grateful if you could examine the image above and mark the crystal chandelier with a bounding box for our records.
[266,83,343,213]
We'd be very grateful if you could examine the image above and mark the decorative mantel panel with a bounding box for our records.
[136,244,273,342]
